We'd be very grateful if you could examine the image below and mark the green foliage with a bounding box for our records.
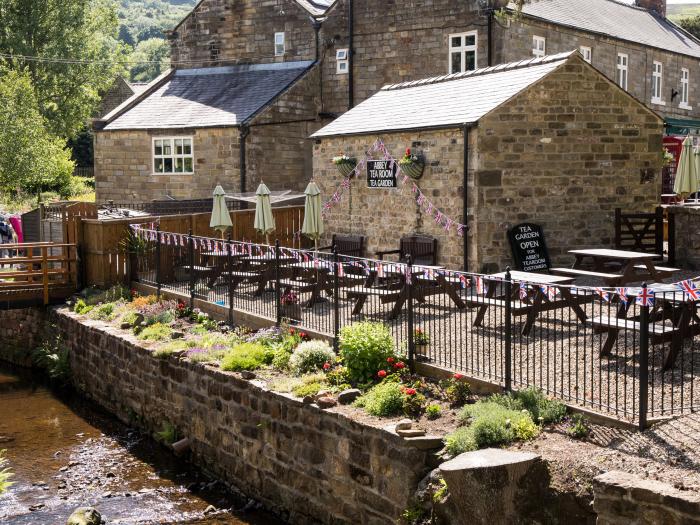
[433,478,448,502]
[220,343,268,372]
[402,390,426,417]
[401,505,426,524]
[445,401,539,455]
[442,374,472,406]
[0,0,129,138]
[129,37,170,82]
[292,381,323,398]
[156,421,178,444]
[339,322,396,384]
[325,365,351,387]
[426,404,442,420]
[33,332,71,385]
[121,311,141,326]
[90,302,116,321]
[73,298,94,315]
[289,340,336,376]
[354,381,404,417]
[137,322,172,341]
[0,450,13,494]
[568,414,592,440]
[490,387,567,425]
[0,69,74,197]
[271,346,292,371]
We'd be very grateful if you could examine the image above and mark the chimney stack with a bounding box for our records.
[636,0,667,17]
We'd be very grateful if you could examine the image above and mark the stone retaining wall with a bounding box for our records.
[0,307,46,366]
[54,308,438,525]
[593,471,700,525]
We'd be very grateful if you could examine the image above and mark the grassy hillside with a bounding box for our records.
[667,4,700,21]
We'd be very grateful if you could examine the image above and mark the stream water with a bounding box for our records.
[0,362,283,524]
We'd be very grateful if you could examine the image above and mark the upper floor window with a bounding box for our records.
[532,36,546,58]
[652,61,664,104]
[336,49,349,75]
[274,32,285,56]
[449,31,477,74]
[680,68,691,108]
[617,53,628,91]
[580,46,592,63]
[153,138,194,174]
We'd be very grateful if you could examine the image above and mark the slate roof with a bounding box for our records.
[312,52,576,138]
[515,0,700,59]
[103,61,314,131]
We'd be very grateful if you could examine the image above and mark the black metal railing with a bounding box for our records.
[131,226,700,429]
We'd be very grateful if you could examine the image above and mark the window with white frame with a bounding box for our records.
[448,31,477,74]
[153,138,194,174]
[680,68,690,108]
[652,61,663,103]
[617,53,628,91]
[580,46,592,63]
[532,35,546,57]
[274,32,285,56]
[336,48,349,74]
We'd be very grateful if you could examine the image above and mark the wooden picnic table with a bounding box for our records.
[590,283,700,370]
[551,248,678,286]
[282,261,336,307]
[202,250,247,288]
[468,270,589,336]
[239,254,296,295]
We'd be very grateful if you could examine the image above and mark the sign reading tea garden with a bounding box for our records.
[366,160,398,188]
[508,223,551,272]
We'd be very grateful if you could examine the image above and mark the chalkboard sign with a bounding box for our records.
[367,160,398,188]
[508,223,551,272]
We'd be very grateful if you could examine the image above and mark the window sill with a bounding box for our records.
[679,104,693,111]
[151,173,195,176]
[651,98,666,106]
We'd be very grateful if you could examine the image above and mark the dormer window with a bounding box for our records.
[274,32,285,56]
[448,31,477,74]
[533,36,546,58]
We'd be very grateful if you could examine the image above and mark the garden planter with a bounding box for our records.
[415,344,429,359]
[280,304,302,322]
[400,160,425,180]
[336,160,358,178]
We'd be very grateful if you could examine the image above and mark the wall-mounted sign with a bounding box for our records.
[366,160,398,188]
[507,223,551,272]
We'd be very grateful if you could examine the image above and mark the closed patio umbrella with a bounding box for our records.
[210,185,233,237]
[674,136,699,200]
[254,182,275,245]
[301,181,324,252]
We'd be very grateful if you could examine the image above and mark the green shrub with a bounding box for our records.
[137,323,172,342]
[121,311,141,327]
[73,298,94,315]
[156,421,178,444]
[568,414,591,439]
[186,346,227,363]
[339,322,396,383]
[292,381,323,398]
[271,345,293,371]
[289,340,336,376]
[220,343,268,372]
[325,366,351,387]
[442,374,472,406]
[403,390,426,417]
[90,302,116,321]
[0,450,13,494]
[490,387,566,424]
[354,381,404,417]
[32,333,71,385]
[426,404,442,420]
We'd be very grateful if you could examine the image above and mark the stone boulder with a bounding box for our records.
[67,507,103,525]
[439,449,551,524]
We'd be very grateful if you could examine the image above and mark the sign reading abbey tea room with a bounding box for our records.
[367,160,398,188]
[508,223,551,272]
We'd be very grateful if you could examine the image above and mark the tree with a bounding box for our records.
[0,69,74,197]
[0,0,129,138]
[129,38,170,83]
[677,16,700,40]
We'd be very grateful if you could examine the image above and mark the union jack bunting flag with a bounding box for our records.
[636,287,655,307]
[616,288,630,305]
[425,201,433,214]
[377,263,385,278]
[544,286,558,301]
[457,224,465,237]
[595,288,610,302]
[341,178,351,189]
[459,274,470,289]
[519,282,529,302]
[401,175,409,185]
[412,183,418,194]
[677,280,700,301]
[434,211,443,224]
[443,218,454,232]
[323,202,332,211]
[302,252,310,263]
[423,268,435,280]
[336,262,345,277]
[475,276,484,295]
[332,192,341,203]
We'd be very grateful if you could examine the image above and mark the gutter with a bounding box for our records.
[239,124,250,207]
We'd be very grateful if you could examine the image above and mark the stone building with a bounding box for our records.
[92,0,690,203]
[311,52,664,271]
[97,78,148,119]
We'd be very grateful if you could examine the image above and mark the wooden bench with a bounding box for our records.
[550,267,621,284]
[278,278,317,293]
[345,286,404,317]
[464,296,531,315]
[632,264,679,277]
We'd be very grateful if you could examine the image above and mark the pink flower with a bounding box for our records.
[377,370,387,378]
[394,362,405,370]
[323,362,331,371]
[403,388,417,396]
[454,373,463,380]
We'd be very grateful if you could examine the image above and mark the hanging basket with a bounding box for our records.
[335,159,358,178]
[400,159,425,180]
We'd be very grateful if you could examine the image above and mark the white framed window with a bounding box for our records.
[153,137,194,174]
[680,67,691,109]
[652,61,664,104]
[274,32,285,56]
[448,31,477,74]
[580,46,592,63]
[336,48,349,74]
[532,35,546,57]
[617,53,628,91]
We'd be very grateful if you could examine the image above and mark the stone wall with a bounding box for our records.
[669,205,700,270]
[593,470,700,524]
[55,309,438,525]
[473,57,663,271]
[0,308,46,366]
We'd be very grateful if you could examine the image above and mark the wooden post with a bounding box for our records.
[41,246,49,305]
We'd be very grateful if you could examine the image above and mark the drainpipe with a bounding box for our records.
[487,9,493,67]
[463,124,472,273]
[239,124,250,208]
[312,18,321,63]
[348,0,354,109]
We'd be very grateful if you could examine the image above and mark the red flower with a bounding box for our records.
[453,373,463,380]
[377,370,387,378]
[394,362,405,370]
[300,332,309,340]
[405,148,411,156]
[403,388,417,396]
[387,357,395,364]
[289,328,296,335]
[323,362,331,371]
